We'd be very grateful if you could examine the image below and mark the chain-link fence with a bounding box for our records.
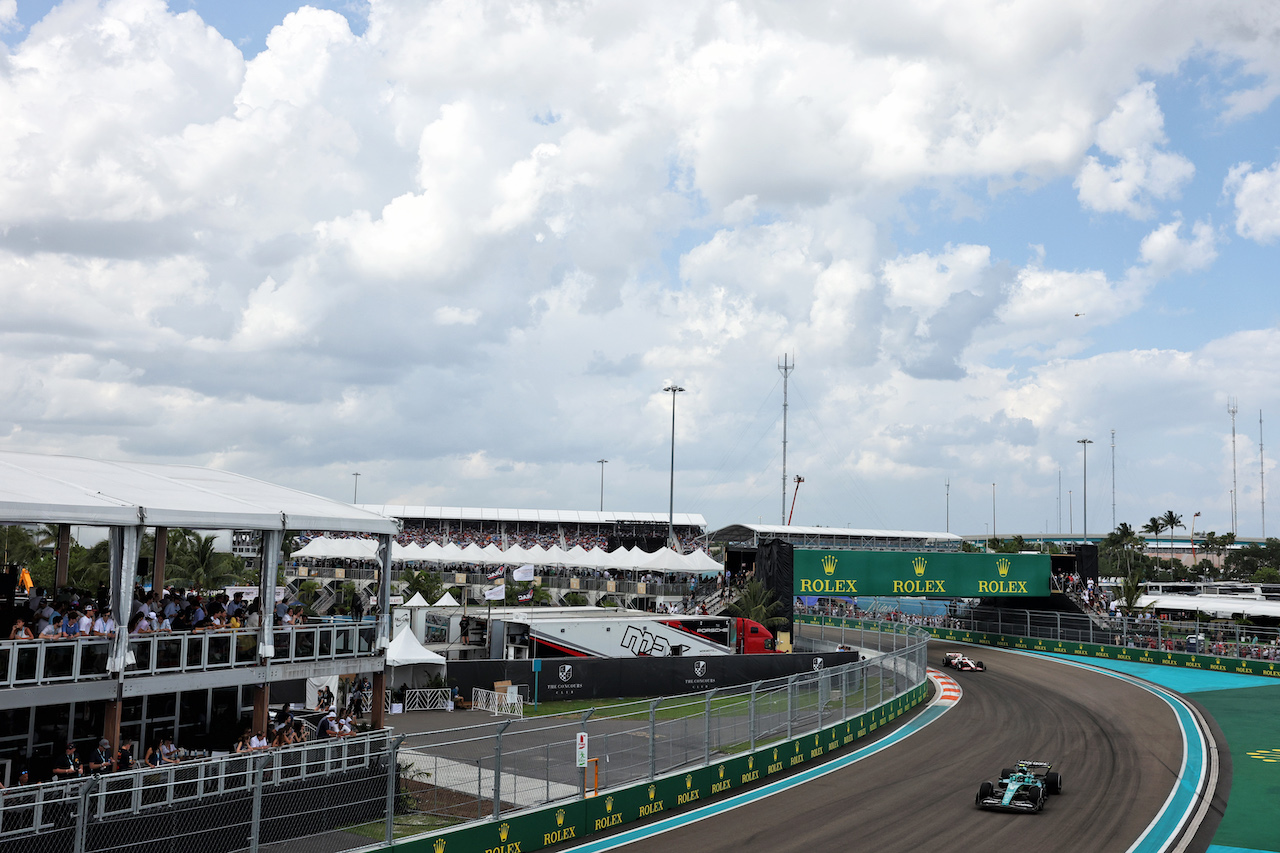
[5,622,927,853]
[389,627,926,837]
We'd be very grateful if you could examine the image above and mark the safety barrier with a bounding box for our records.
[471,687,525,717]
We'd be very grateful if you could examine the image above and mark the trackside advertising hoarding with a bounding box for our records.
[793,550,1051,598]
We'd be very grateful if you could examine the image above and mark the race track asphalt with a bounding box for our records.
[585,642,1193,853]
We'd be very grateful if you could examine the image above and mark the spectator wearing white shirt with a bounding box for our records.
[76,606,94,636]
[92,608,117,637]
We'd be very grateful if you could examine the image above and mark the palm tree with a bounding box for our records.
[1116,570,1150,617]
[167,532,241,593]
[400,570,450,604]
[1140,517,1166,571]
[721,580,789,632]
[1160,511,1184,575]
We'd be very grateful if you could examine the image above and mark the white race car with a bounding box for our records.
[944,652,986,671]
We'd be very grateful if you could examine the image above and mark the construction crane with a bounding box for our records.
[787,475,804,525]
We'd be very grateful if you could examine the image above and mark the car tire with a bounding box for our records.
[1028,787,1042,810]
[977,661,984,669]
[976,780,993,806]
[1046,772,1062,794]
[1001,767,1015,780]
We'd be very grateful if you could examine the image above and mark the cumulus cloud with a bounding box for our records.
[1074,83,1194,218]
[1225,158,1280,243]
[1,0,1279,536]
[1136,219,1218,278]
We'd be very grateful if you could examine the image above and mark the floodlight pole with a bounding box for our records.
[352,472,360,503]
[1078,439,1092,544]
[664,385,685,549]
[597,459,608,511]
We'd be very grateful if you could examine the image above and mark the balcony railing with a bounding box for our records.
[0,622,381,689]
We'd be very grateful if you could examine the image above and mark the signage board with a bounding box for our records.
[794,550,1051,597]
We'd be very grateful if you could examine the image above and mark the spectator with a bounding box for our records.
[88,739,115,774]
[8,618,33,640]
[159,735,180,764]
[53,743,83,780]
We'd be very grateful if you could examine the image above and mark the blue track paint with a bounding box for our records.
[561,686,959,853]
[997,650,1208,853]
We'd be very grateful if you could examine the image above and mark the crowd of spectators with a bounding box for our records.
[6,586,318,644]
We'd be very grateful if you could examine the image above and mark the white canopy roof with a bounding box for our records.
[386,627,447,666]
[360,504,707,527]
[0,450,399,533]
[402,592,429,607]
[293,538,380,560]
[433,591,460,606]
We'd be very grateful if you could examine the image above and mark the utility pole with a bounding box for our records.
[352,472,360,503]
[1057,469,1061,538]
[597,459,608,511]
[1110,429,1116,532]
[1229,398,1239,536]
[1262,410,1267,539]
[945,479,950,533]
[778,354,794,525]
[664,385,685,549]
[1079,439,1093,543]
[991,483,996,549]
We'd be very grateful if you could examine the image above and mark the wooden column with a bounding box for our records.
[252,684,272,735]
[102,699,122,755]
[55,523,71,588]
[152,526,167,592]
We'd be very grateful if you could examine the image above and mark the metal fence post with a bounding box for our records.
[786,674,799,740]
[749,681,760,752]
[841,665,847,722]
[648,698,662,780]
[579,709,594,799]
[704,688,717,766]
[385,733,408,846]
[249,751,273,853]
[73,777,100,853]
[492,720,513,819]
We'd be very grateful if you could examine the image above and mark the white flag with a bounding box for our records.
[483,585,506,601]
[513,564,536,581]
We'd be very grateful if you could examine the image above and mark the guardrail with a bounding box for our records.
[0,623,381,689]
[470,687,524,717]
[0,622,929,853]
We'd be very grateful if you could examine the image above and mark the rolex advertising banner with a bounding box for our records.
[794,550,1051,598]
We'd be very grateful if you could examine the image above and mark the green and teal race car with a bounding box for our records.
[975,761,1063,813]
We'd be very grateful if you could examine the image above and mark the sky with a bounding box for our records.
[2,1,1280,541]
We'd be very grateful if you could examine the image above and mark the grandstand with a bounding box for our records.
[356,506,707,553]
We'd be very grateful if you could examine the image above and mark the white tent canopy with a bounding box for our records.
[403,592,429,607]
[433,592,460,607]
[0,450,400,533]
[386,628,446,666]
[385,628,446,690]
[298,535,724,574]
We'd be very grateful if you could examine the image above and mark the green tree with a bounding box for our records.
[1115,570,1150,616]
[721,580,789,632]
[1,525,42,567]
[167,532,242,592]
[561,592,588,606]
[1100,522,1143,578]
[1223,538,1280,581]
[297,580,322,605]
[400,570,447,604]
[1140,517,1167,573]
[1160,511,1184,576]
